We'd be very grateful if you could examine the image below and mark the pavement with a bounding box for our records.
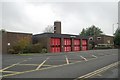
[0,49,119,79]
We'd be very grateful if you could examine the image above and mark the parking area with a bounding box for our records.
[1,49,118,78]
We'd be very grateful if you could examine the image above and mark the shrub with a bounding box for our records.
[30,43,42,53]
[8,37,31,54]
[95,46,112,49]
[41,48,47,53]
[23,44,32,53]
[8,49,15,54]
[12,45,21,54]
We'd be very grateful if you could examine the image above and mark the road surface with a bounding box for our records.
[1,49,119,79]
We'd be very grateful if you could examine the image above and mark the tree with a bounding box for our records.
[79,25,103,36]
[80,28,86,36]
[114,27,120,48]
[43,25,54,33]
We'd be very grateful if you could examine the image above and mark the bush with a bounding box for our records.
[9,37,31,54]
[23,44,32,53]
[95,46,112,49]
[41,48,47,53]
[8,42,46,54]
[12,45,22,54]
[8,49,15,54]
[30,43,43,53]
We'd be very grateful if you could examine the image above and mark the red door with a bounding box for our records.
[82,39,87,46]
[82,46,87,51]
[50,38,61,53]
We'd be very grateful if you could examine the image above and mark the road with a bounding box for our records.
[1,49,119,79]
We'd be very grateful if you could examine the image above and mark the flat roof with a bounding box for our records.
[33,33,88,39]
[88,34,114,38]
[2,31,32,35]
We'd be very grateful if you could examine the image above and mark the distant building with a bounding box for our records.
[89,34,114,49]
[2,31,32,54]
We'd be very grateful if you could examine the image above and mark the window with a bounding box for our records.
[89,37,93,40]
[54,27,56,30]
[97,37,101,40]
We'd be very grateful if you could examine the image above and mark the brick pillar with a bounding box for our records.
[47,38,51,53]
[61,38,64,52]
[71,38,74,51]
[80,39,82,51]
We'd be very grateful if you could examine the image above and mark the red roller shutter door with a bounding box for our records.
[54,39,57,45]
[64,38,72,52]
[68,46,71,52]
[50,38,61,46]
[82,46,87,51]
[64,46,71,52]
[74,46,80,51]
[74,39,80,45]
[82,39,87,46]
[57,47,60,52]
[64,39,71,46]
[51,47,61,53]
[64,47,66,52]
[82,39,87,51]
[74,39,80,51]
[68,39,71,45]
[50,38,61,53]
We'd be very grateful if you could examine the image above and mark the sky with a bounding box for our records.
[0,0,119,35]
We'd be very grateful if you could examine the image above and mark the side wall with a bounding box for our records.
[2,32,32,54]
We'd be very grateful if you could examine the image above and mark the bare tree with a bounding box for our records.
[43,25,54,33]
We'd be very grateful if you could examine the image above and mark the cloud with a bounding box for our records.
[2,2,118,35]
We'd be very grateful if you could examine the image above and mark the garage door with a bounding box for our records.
[50,38,61,53]
[64,38,71,52]
[73,39,80,51]
[82,39,87,51]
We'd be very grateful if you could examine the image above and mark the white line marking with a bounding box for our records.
[92,55,97,58]
[65,55,69,64]
[80,56,88,61]
[36,57,49,70]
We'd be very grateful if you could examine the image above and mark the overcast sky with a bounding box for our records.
[0,1,118,35]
